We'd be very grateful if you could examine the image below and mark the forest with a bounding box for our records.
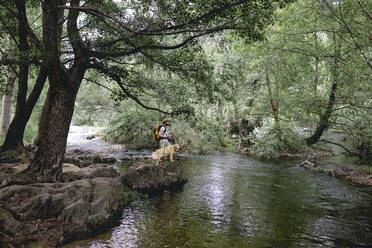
[0,0,371,247]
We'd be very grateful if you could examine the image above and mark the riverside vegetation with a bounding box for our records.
[0,0,371,247]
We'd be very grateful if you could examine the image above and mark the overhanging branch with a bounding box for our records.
[89,25,228,59]
[83,77,114,93]
[319,139,357,155]
[57,0,250,35]
[89,63,180,115]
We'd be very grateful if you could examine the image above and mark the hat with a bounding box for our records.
[162,118,171,123]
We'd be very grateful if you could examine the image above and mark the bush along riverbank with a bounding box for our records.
[0,151,187,247]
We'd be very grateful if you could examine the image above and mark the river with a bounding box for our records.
[64,126,372,248]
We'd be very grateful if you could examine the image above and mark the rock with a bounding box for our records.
[120,154,152,162]
[301,161,372,187]
[0,208,37,236]
[89,165,120,178]
[86,134,96,140]
[0,177,140,247]
[61,163,120,182]
[0,148,34,163]
[0,163,29,183]
[64,154,116,167]
[0,153,187,246]
[121,161,187,194]
[66,148,86,155]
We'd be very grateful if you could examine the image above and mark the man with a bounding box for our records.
[158,118,172,148]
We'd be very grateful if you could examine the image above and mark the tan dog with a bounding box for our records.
[152,144,180,165]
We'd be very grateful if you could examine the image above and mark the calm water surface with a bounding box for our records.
[65,152,372,248]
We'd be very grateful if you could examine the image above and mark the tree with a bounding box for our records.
[250,0,371,158]
[0,0,293,183]
[0,0,47,151]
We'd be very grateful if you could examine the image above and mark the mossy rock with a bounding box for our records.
[0,147,34,163]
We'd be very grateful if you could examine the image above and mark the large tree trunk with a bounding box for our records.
[22,0,86,182]
[1,70,16,136]
[33,0,66,147]
[25,77,81,182]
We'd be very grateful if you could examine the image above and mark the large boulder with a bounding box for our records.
[0,158,187,247]
[0,177,140,247]
[120,161,187,194]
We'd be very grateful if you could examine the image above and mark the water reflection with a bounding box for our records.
[64,152,372,248]
[201,161,230,227]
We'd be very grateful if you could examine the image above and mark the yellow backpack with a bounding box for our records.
[153,124,165,142]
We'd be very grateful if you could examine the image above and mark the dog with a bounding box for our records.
[152,144,180,165]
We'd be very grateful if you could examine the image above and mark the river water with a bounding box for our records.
[64,127,372,248]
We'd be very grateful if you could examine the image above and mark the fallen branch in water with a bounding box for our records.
[300,152,333,167]
[300,160,314,167]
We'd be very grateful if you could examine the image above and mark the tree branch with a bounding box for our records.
[0,15,19,47]
[83,77,114,93]
[88,63,192,116]
[57,0,250,35]
[90,25,227,59]
[67,0,85,60]
[319,139,357,155]
[321,0,372,71]
[357,0,372,20]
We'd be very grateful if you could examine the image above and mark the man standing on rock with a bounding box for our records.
[158,118,172,148]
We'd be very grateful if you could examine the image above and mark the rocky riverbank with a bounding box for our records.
[0,156,187,247]
[299,152,372,187]
[240,149,372,187]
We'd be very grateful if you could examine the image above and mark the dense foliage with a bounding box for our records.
[71,0,371,163]
[0,0,370,175]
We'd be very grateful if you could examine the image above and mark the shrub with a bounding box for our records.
[104,110,158,148]
[103,108,233,153]
[170,119,231,153]
[344,112,372,165]
[253,120,307,159]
